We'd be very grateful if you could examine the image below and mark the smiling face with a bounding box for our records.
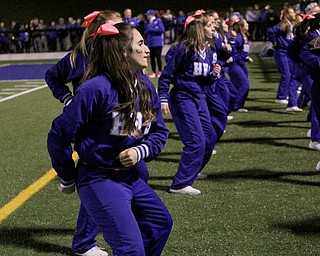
[127,29,150,72]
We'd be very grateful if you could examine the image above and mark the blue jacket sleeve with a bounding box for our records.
[228,33,241,64]
[157,45,184,104]
[267,25,279,45]
[45,53,73,104]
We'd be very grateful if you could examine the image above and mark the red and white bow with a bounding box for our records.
[192,9,206,16]
[302,14,315,20]
[90,21,119,39]
[184,16,195,28]
[84,11,100,28]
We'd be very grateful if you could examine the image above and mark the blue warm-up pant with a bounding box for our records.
[72,161,153,254]
[296,64,312,109]
[169,89,216,189]
[273,48,290,100]
[74,163,172,256]
[203,82,228,142]
[222,74,238,113]
[227,62,250,110]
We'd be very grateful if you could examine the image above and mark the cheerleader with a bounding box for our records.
[158,15,220,195]
[45,10,153,255]
[267,7,302,112]
[227,17,253,112]
[47,22,172,255]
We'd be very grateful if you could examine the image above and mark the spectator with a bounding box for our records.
[47,21,57,52]
[0,22,9,53]
[56,17,67,51]
[123,8,139,27]
[162,9,175,43]
[144,9,165,78]
[39,19,47,52]
[245,6,258,40]
[9,21,21,53]
[67,16,80,50]
[175,10,187,39]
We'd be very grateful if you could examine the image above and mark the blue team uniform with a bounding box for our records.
[47,74,172,255]
[45,52,152,254]
[227,32,251,110]
[267,24,300,107]
[158,42,217,190]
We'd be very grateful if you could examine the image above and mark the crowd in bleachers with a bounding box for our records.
[0,1,316,54]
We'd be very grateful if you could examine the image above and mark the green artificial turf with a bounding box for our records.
[0,55,319,255]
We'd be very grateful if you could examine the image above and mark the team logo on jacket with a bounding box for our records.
[193,62,210,76]
[110,111,151,136]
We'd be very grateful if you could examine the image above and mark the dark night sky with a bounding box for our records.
[0,0,288,24]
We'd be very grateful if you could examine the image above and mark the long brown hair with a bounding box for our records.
[82,23,155,137]
[70,10,122,68]
[231,19,248,40]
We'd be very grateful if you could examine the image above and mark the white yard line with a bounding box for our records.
[3,88,30,91]
[0,84,47,103]
[15,84,40,87]
[0,92,15,95]
[0,79,43,83]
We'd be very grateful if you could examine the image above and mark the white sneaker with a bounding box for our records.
[197,172,208,179]
[170,186,201,195]
[309,141,320,151]
[75,246,108,256]
[275,99,288,104]
[286,106,302,112]
[212,149,217,155]
[227,115,234,121]
[236,108,248,112]
[307,129,311,138]
[316,161,320,171]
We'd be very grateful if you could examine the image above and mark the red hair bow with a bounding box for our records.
[84,11,100,27]
[231,16,240,24]
[302,14,315,20]
[192,9,206,16]
[90,21,119,39]
[184,16,195,28]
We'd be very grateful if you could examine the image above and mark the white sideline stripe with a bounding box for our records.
[0,92,15,95]
[15,84,40,87]
[26,81,45,84]
[0,84,47,103]
[3,88,29,91]
[0,79,43,83]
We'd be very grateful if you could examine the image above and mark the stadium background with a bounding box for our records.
[1,0,295,24]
